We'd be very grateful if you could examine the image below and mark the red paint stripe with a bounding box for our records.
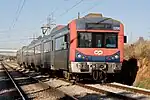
[69,20,77,61]
[119,24,124,62]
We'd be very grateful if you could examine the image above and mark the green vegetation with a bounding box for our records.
[135,78,150,89]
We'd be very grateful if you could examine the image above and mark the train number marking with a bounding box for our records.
[94,50,103,55]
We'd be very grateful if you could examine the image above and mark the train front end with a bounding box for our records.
[68,13,127,81]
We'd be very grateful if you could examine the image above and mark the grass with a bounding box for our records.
[124,39,150,89]
[135,78,150,89]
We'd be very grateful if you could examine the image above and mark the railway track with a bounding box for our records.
[1,62,27,100]
[105,82,150,96]
[57,78,150,100]
[5,62,150,100]
[2,62,78,100]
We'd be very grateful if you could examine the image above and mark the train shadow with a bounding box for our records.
[19,69,50,83]
[116,58,139,86]
[73,92,148,100]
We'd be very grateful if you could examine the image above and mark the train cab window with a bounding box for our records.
[78,32,92,48]
[78,32,118,48]
[105,34,117,48]
[94,34,103,48]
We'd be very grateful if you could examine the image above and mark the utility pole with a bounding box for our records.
[41,13,56,36]
[78,12,80,19]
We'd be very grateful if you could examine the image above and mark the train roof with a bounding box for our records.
[67,13,122,27]
[76,17,121,24]
[50,25,68,36]
[19,13,123,50]
[51,25,66,33]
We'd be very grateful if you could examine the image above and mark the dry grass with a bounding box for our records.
[124,39,150,89]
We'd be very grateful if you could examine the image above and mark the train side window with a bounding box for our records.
[51,40,53,51]
[64,34,68,49]
[64,34,67,42]
[44,42,51,52]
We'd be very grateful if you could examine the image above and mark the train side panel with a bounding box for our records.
[35,44,42,69]
[43,40,51,69]
[51,27,69,71]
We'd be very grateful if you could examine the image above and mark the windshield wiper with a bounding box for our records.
[96,18,112,24]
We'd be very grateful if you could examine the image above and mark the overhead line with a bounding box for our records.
[81,1,100,15]
[9,0,23,30]
[79,0,102,22]
[10,0,27,30]
[59,0,84,17]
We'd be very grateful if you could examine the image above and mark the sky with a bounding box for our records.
[0,0,150,50]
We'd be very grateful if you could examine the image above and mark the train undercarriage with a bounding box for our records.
[20,58,138,85]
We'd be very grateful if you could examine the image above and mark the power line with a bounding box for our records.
[78,0,103,22]
[41,0,84,26]
[59,0,84,17]
[9,0,27,30]
[9,0,23,30]
[58,0,100,23]
[81,1,100,15]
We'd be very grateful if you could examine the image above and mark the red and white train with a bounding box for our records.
[16,13,127,82]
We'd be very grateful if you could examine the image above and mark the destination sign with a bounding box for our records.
[86,23,112,30]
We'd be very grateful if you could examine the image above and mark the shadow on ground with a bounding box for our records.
[73,91,148,100]
[118,58,139,86]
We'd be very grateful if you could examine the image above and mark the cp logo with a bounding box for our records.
[94,50,103,55]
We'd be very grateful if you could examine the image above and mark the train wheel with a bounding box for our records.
[67,72,71,80]
[64,71,71,80]
[75,75,80,82]
[99,71,106,83]
[99,71,103,80]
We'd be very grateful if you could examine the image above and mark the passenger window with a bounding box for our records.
[64,34,67,42]
[64,34,68,49]
[51,40,53,51]
[44,41,51,52]
[55,37,64,50]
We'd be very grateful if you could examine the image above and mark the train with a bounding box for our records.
[16,13,127,82]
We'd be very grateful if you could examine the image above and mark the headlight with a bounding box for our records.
[111,56,114,60]
[77,54,81,58]
[114,55,119,59]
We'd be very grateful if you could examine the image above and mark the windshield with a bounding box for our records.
[78,32,118,48]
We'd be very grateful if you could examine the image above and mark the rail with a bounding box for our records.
[106,82,150,96]
[59,78,137,100]
[3,62,78,100]
[1,62,27,100]
[6,61,150,100]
